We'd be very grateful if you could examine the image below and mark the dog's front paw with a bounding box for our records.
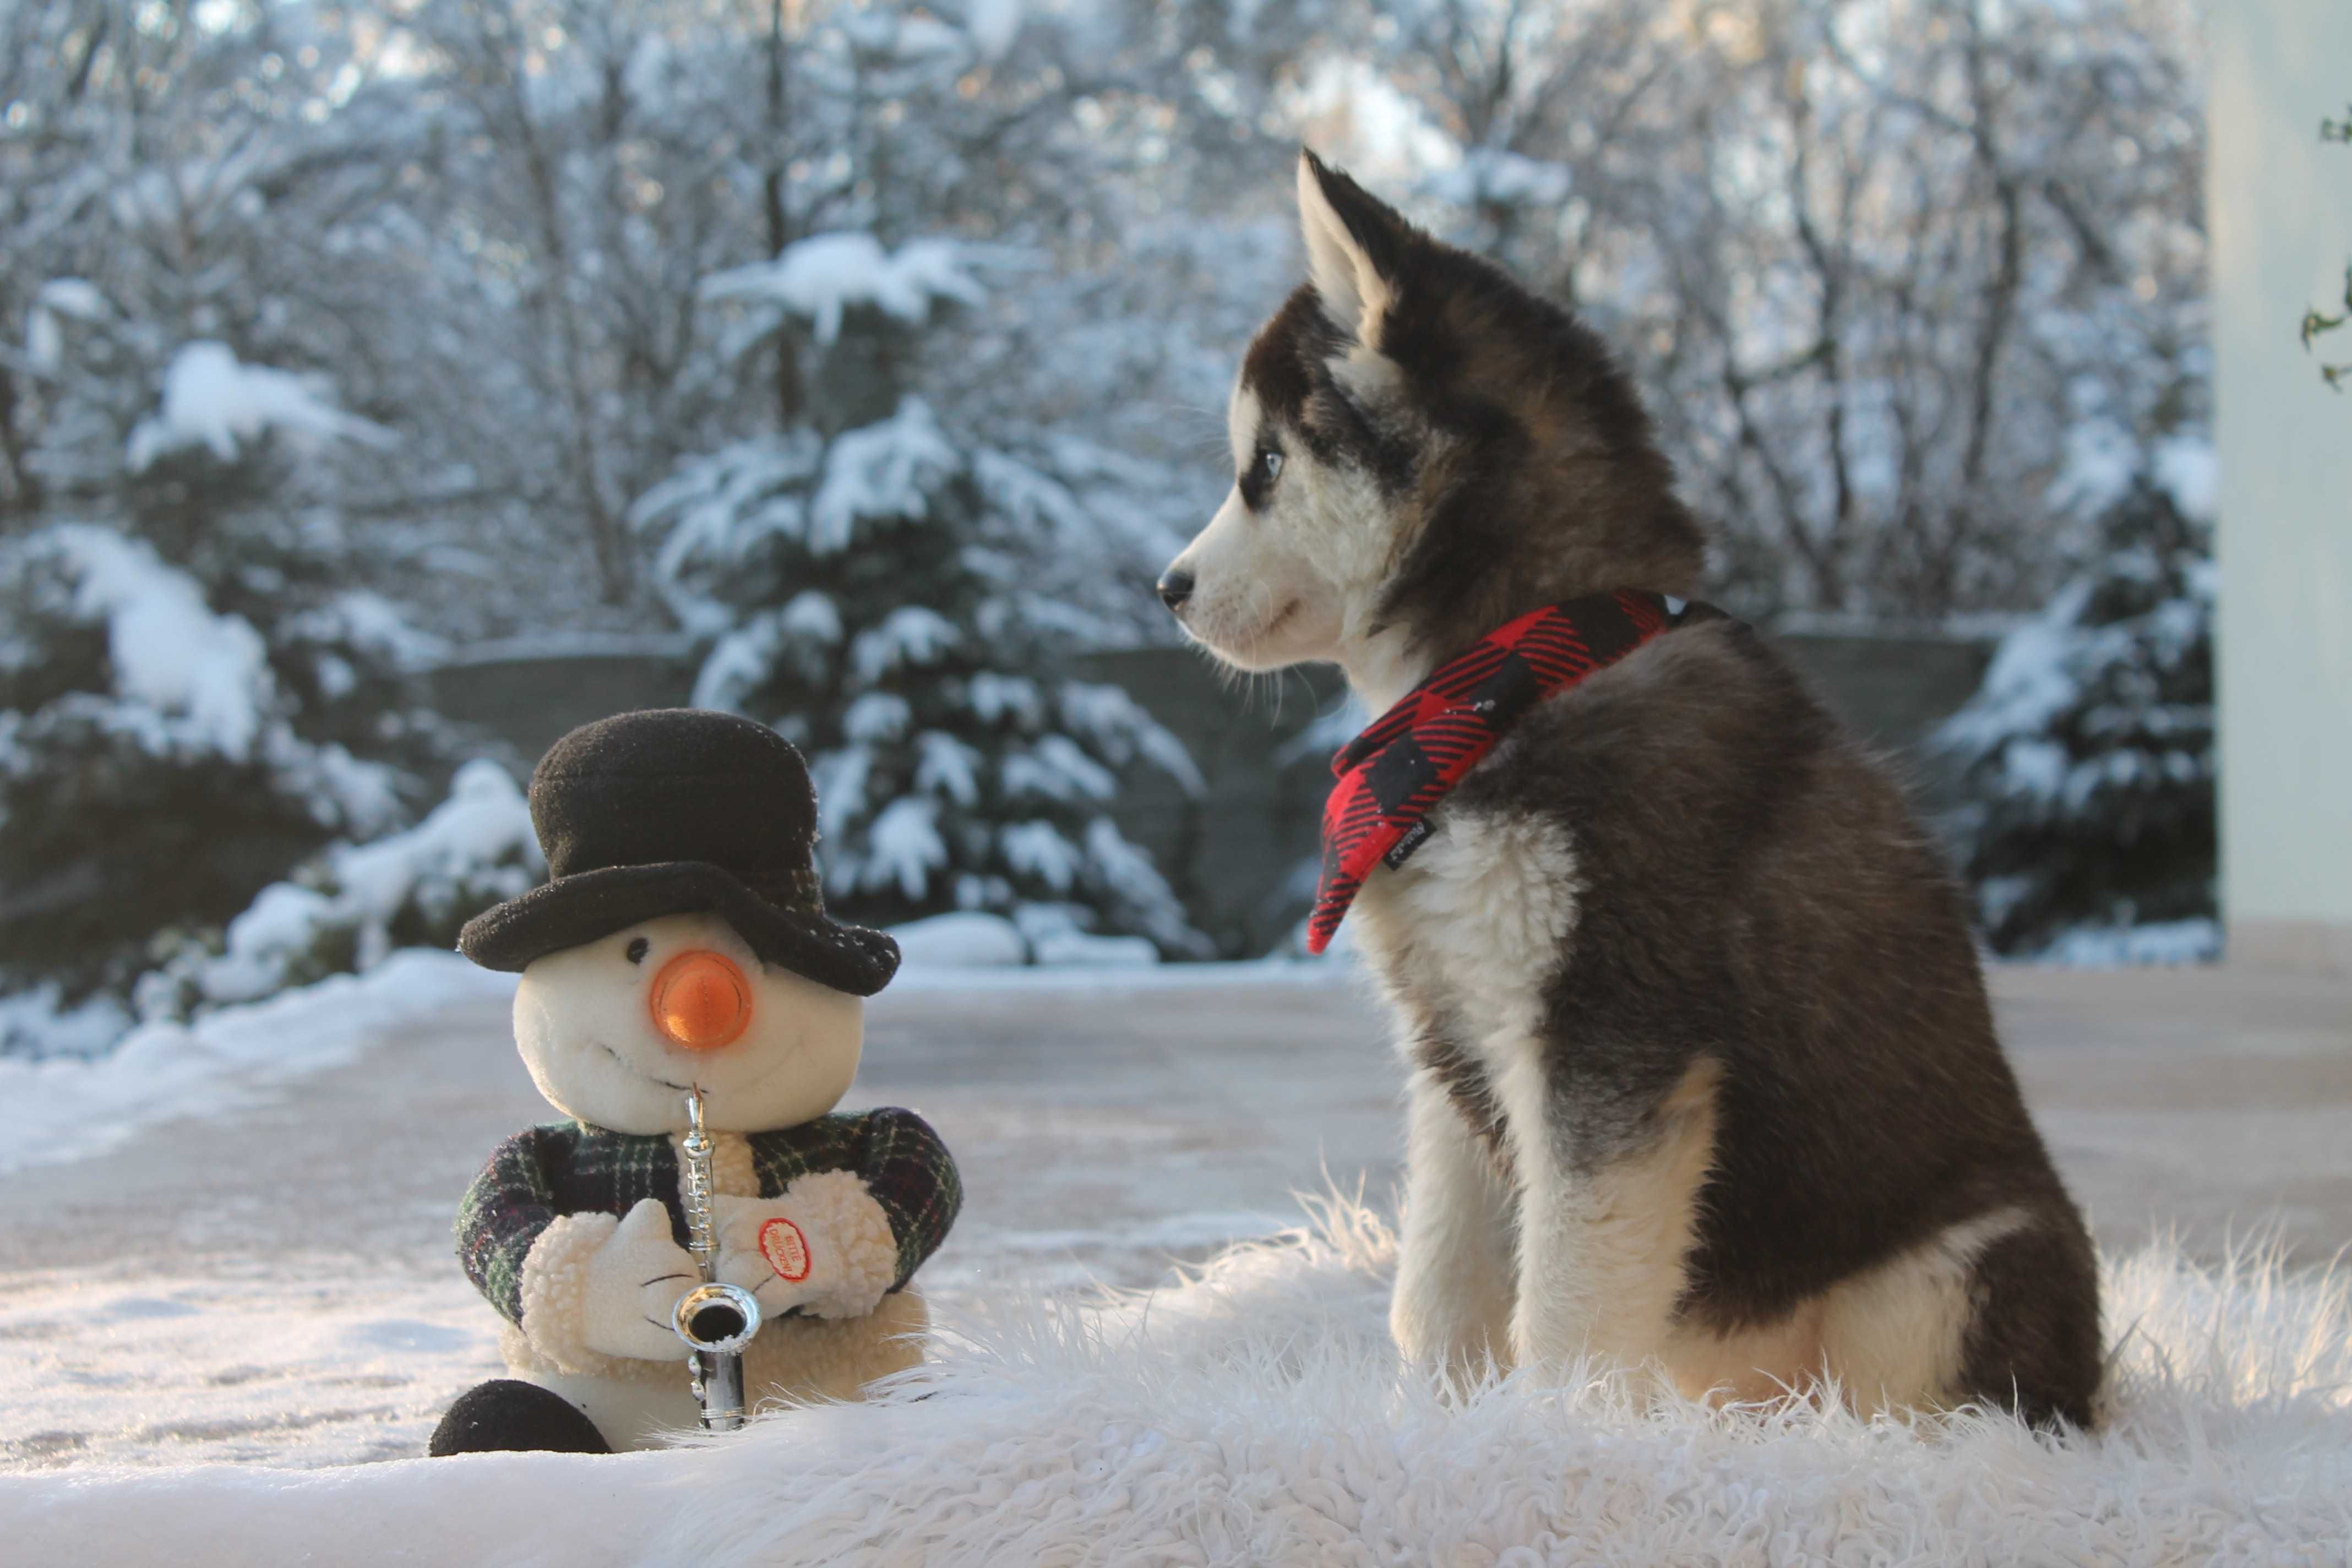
[1390,1266,1512,1390]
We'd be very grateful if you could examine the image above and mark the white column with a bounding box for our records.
[2210,0,2352,973]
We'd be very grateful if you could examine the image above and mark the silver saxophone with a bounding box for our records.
[671,1086,764,1431]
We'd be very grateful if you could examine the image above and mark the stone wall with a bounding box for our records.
[430,630,1992,957]
[428,636,701,772]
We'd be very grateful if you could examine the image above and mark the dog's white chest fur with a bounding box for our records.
[1351,796,2022,1413]
[1350,803,1583,1045]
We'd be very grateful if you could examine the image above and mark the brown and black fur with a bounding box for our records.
[1462,628,2099,1425]
[1161,153,2100,1430]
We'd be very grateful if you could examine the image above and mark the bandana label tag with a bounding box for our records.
[1384,818,1435,870]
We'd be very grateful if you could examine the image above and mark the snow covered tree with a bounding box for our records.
[638,233,1207,955]
[1937,449,2217,961]
[382,0,1297,631]
[0,342,454,1016]
[0,12,465,1029]
[0,0,2224,1004]
[1342,0,2209,621]
[133,759,542,1023]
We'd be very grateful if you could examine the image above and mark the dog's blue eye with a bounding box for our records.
[1240,445,1283,510]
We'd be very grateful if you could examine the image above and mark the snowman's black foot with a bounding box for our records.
[429,1378,611,1456]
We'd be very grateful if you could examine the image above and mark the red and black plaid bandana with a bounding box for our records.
[1306,590,1721,955]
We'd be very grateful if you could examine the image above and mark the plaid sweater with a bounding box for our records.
[456,1109,960,1327]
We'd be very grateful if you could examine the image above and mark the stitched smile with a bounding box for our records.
[596,1039,691,1092]
[593,1036,803,1102]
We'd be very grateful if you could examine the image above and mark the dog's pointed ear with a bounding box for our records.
[1297,149,1411,345]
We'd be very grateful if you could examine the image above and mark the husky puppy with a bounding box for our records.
[1159,152,2100,1428]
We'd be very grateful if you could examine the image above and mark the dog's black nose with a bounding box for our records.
[1157,569,1195,612]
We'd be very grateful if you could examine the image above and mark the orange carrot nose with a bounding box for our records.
[650,950,752,1049]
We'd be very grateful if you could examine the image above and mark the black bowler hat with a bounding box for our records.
[456,709,900,995]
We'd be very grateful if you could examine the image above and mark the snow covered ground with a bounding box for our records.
[0,957,2344,1490]
[0,956,1376,1470]
[0,950,516,1180]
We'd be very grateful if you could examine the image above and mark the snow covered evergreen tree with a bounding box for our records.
[132,759,542,1025]
[638,235,1207,956]
[0,8,465,1033]
[0,319,456,1023]
[1937,452,2217,961]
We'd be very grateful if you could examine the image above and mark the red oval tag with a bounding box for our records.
[759,1217,810,1283]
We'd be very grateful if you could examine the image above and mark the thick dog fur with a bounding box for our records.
[1161,152,2101,1428]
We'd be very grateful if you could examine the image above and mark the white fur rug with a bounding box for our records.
[652,1197,2351,1566]
[6,1195,2349,1565]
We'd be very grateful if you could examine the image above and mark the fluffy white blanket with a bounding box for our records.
[7,1195,2348,1565]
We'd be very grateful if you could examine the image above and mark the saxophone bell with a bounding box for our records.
[672,1281,761,1354]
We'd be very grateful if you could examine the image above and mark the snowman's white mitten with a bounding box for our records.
[522,1197,699,1367]
[715,1173,898,1321]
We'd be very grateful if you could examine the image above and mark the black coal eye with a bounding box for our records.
[625,937,650,965]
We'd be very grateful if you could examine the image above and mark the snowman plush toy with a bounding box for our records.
[428,708,960,1456]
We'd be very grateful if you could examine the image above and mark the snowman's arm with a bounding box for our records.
[454,1125,573,1327]
[720,1109,961,1319]
[851,1107,963,1289]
